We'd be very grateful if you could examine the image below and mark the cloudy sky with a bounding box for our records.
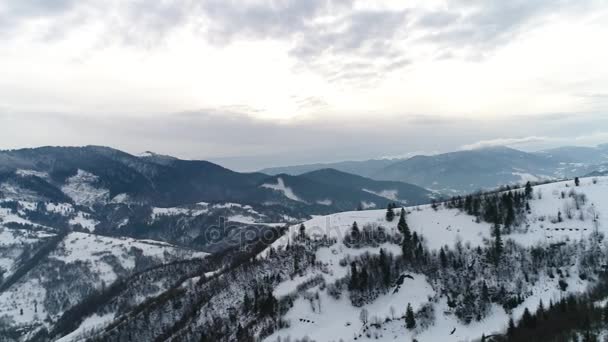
[1,0,608,170]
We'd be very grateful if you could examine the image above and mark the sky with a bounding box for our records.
[1,0,608,171]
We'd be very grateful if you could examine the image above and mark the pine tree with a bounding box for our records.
[349,262,358,291]
[398,209,411,243]
[243,293,251,313]
[507,317,516,338]
[439,248,447,268]
[379,248,391,287]
[493,223,503,265]
[350,221,360,243]
[386,204,395,222]
[525,181,533,199]
[481,281,490,303]
[521,308,535,329]
[405,303,416,329]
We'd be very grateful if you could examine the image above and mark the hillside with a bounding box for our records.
[0,146,432,222]
[300,168,433,205]
[261,145,608,195]
[33,176,608,342]
[0,227,208,340]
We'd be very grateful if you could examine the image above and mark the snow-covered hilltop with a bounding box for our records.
[261,176,608,341]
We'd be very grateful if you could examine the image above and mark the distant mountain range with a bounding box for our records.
[262,144,608,194]
[0,146,431,210]
[0,146,433,251]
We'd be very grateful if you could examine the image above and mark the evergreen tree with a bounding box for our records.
[386,204,395,222]
[521,308,536,329]
[398,209,411,244]
[525,181,533,199]
[379,248,391,287]
[405,303,416,329]
[481,281,490,303]
[243,293,251,313]
[507,318,515,338]
[493,223,503,265]
[349,262,358,291]
[299,224,306,239]
[350,221,360,243]
[439,248,448,268]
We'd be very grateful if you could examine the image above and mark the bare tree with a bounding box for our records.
[359,308,369,327]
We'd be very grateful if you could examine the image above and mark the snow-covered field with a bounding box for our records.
[264,176,608,342]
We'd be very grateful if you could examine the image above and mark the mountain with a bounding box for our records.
[372,146,558,194]
[13,175,608,342]
[0,146,433,251]
[264,145,608,195]
[300,168,433,204]
[260,158,398,177]
[534,144,608,164]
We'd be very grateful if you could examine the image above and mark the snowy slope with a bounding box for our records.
[0,231,208,336]
[262,176,608,342]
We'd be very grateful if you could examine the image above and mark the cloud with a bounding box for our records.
[1,0,602,84]
[460,136,550,150]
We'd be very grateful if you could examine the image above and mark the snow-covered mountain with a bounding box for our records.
[11,175,608,342]
[262,145,608,194]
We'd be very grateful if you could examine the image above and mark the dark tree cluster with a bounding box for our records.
[443,187,531,233]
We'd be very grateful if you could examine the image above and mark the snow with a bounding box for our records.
[15,169,49,179]
[0,228,53,276]
[69,211,99,231]
[263,176,608,342]
[269,275,434,342]
[227,215,257,224]
[46,202,74,215]
[361,201,376,209]
[61,170,110,206]
[56,312,116,342]
[111,193,130,203]
[261,177,305,202]
[316,199,333,206]
[0,231,209,330]
[151,207,191,218]
[512,172,541,183]
[0,207,36,226]
[270,177,608,253]
[51,232,208,283]
[363,188,400,201]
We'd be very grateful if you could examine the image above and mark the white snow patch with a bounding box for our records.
[261,178,304,202]
[69,212,99,231]
[56,312,116,342]
[16,169,49,179]
[363,188,399,201]
[61,170,110,206]
[316,199,333,206]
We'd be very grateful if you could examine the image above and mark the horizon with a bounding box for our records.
[2,142,607,172]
